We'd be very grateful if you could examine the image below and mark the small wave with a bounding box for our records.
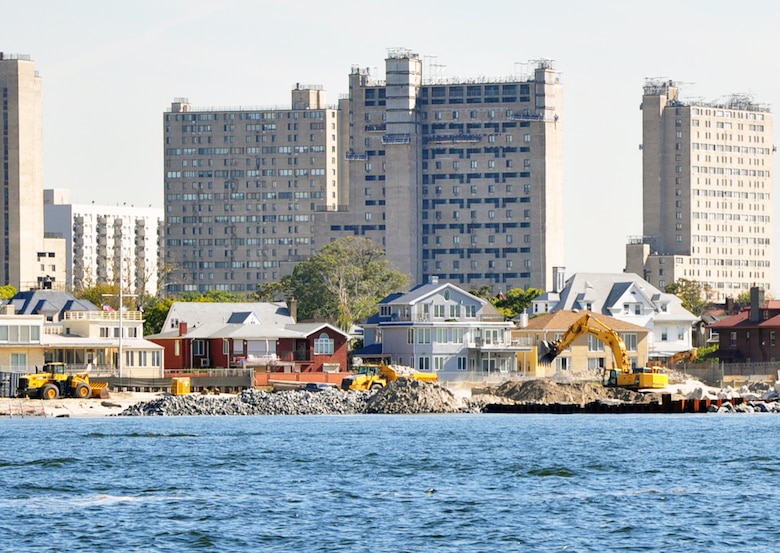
[86,432,200,438]
[527,466,576,478]
[27,457,79,468]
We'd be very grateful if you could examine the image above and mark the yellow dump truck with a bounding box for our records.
[340,364,438,391]
[16,362,104,400]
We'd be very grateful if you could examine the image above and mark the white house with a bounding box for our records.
[358,277,531,383]
[530,273,698,360]
[0,291,163,378]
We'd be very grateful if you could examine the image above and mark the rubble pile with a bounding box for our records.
[493,379,657,406]
[363,379,469,414]
[116,377,780,417]
[118,380,469,416]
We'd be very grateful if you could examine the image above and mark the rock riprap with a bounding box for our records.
[118,380,468,416]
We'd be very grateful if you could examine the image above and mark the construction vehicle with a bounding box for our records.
[16,362,96,400]
[340,364,439,391]
[670,348,698,364]
[537,312,668,390]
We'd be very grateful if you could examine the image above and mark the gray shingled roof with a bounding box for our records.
[161,302,293,331]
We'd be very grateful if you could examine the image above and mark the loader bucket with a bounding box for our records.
[537,341,559,365]
[90,381,109,398]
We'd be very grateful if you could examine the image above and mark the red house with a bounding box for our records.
[147,302,350,376]
[707,287,780,364]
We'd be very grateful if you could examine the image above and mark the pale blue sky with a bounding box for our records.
[3,0,780,286]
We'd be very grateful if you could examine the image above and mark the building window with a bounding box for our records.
[314,333,334,355]
[193,340,205,356]
[588,335,605,352]
[621,333,638,352]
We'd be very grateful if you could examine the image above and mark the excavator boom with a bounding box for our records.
[537,312,668,390]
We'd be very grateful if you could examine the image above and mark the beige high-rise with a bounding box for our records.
[0,53,63,290]
[330,50,565,293]
[627,80,774,302]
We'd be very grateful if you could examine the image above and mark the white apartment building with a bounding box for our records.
[327,49,565,293]
[627,79,774,302]
[0,53,66,291]
[162,86,339,294]
[44,189,164,296]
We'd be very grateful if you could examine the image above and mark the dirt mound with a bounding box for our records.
[364,379,466,414]
[493,379,655,405]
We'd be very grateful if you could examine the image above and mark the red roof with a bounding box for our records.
[708,310,780,330]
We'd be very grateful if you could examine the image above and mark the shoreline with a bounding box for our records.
[1,392,162,418]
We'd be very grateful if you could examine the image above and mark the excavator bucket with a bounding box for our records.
[537,341,559,365]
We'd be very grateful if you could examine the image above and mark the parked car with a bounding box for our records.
[297,382,334,392]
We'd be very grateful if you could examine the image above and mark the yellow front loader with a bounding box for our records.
[16,362,97,400]
[340,364,438,391]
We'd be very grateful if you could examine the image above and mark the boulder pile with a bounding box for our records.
[116,377,780,416]
[118,380,470,416]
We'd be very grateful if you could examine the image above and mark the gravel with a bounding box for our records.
[116,377,780,416]
[117,379,473,417]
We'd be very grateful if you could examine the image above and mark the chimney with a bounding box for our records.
[178,321,188,336]
[0,304,14,315]
[288,297,298,323]
[430,275,439,285]
[749,286,764,322]
[552,266,566,293]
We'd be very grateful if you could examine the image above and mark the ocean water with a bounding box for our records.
[1,413,778,552]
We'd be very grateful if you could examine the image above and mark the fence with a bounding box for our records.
[677,361,779,387]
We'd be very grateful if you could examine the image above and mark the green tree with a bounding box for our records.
[140,296,174,336]
[469,285,493,299]
[0,284,17,300]
[74,283,121,309]
[180,289,247,303]
[256,237,407,331]
[491,287,543,320]
[664,278,711,316]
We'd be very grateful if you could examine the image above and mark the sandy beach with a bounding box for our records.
[1,391,163,418]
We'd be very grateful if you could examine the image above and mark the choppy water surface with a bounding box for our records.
[1,414,779,552]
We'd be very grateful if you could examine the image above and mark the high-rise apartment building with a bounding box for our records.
[627,79,774,302]
[44,189,164,296]
[329,50,565,292]
[163,50,564,295]
[0,52,65,291]
[162,86,339,293]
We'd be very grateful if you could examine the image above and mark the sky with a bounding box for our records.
[3,0,780,287]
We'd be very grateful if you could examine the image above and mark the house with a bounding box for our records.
[7,289,99,323]
[147,302,349,374]
[512,310,650,377]
[357,277,530,383]
[707,287,780,364]
[0,291,163,378]
[531,273,698,361]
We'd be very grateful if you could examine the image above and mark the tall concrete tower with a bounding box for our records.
[0,53,51,290]
[628,79,774,302]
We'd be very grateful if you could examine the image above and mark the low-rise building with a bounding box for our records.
[512,310,650,377]
[147,302,349,374]
[707,287,780,364]
[0,290,163,378]
[531,272,698,362]
[357,277,530,383]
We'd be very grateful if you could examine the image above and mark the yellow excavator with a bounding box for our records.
[537,312,668,390]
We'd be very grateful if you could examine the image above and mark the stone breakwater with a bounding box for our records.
[118,380,478,416]
[116,378,780,417]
